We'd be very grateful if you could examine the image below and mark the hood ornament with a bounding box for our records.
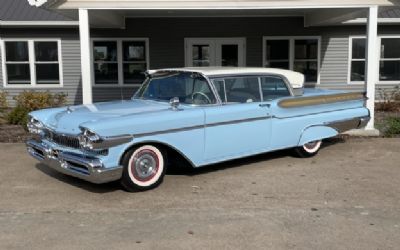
[66,106,73,114]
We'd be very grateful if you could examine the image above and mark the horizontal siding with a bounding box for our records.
[62,39,82,104]
[320,36,349,84]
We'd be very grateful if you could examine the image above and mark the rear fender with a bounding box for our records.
[298,125,338,146]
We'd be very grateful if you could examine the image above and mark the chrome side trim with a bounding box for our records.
[134,115,272,138]
[273,107,364,119]
[26,140,123,184]
[90,134,133,150]
[278,92,366,108]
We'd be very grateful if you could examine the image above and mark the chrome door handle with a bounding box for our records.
[259,103,271,108]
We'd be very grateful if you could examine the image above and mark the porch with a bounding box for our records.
[36,0,400,132]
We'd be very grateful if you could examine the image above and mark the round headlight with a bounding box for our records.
[27,116,44,135]
[79,128,101,150]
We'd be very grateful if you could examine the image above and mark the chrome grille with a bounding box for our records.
[44,129,108,156]
[45,130,80,149]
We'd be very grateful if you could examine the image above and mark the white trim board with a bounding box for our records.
[0,21,79,27]
[50,0,396,10]
[342,18,400,25]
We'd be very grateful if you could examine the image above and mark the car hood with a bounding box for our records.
[31,100,171,134]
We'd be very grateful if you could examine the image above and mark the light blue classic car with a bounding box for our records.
[27,67,370,191]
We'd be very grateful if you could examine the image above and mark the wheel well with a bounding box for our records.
[119,142,195,169]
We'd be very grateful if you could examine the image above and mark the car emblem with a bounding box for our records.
[67,106,73,114]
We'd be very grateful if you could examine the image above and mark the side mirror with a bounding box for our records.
[169,97,181,110]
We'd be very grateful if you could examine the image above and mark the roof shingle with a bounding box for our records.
[0,0,72,21]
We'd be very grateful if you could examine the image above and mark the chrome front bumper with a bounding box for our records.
[26,140,123,184]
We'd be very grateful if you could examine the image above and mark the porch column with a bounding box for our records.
[79,9,93,104]
[365,6,378,130]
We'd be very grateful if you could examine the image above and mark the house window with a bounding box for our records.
[92,39,149,86]
[93,41,118,84]
[265,40,290,70]
[34,41,60,84]
[380,38,400,81]
[349,38,366,82]
[264,37,320,83]
[123,41,147,84]
[4,41,30,84]
[2,40,62,87]
[349,37,400,83]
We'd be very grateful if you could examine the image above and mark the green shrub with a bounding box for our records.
[384,117,400,138]
[7,106,30,126]
[0,91,8,109]
[13,91,67,111]
[7,91,67,126]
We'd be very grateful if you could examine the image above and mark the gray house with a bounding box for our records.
[1,0,400,132]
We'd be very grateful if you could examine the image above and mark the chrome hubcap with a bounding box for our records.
[134,153,157,180]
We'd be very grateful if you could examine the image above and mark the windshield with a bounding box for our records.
[134,72,216,105]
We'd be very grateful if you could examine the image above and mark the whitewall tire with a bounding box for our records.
[294,140,322,158]
[121,145,166,192]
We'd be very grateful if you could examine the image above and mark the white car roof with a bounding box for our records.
[148,67,305,89]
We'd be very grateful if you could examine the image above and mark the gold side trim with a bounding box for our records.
[278,92,366,108]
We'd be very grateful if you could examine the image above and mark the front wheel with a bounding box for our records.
[294,140,322,158]
[120,145,166,192]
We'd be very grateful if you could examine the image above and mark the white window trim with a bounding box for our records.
[91,38,150,87]
[1,38,63,88]
[348,35,400,85]
[262,36,321,84]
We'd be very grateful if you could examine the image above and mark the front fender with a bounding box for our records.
[298,125,338,146]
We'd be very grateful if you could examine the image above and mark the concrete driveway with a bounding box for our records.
[0,138,399,250]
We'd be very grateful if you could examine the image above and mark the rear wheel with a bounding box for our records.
[120,145,166,192]
[294,140,322,158]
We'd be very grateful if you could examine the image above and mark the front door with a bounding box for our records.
[202,76,272,163]
[185,38,246,67]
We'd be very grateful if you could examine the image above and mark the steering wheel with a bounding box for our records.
[191,92,212,104]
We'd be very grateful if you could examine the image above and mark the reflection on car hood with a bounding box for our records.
[33,99,171,134]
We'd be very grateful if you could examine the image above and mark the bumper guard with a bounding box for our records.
[26,140,123,184]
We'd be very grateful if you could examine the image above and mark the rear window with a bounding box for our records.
[260,76,291,100]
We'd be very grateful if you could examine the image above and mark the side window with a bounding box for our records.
[212,79,226,102]
[260,76,291,100]
[224,77,261,103]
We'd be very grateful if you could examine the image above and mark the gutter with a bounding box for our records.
[342,17,400,24]
[0,21,79,27]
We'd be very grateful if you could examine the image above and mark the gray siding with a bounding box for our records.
[319,36,349,84]
[1,17,400,106]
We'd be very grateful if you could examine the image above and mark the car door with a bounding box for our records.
[203,76,272,162]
